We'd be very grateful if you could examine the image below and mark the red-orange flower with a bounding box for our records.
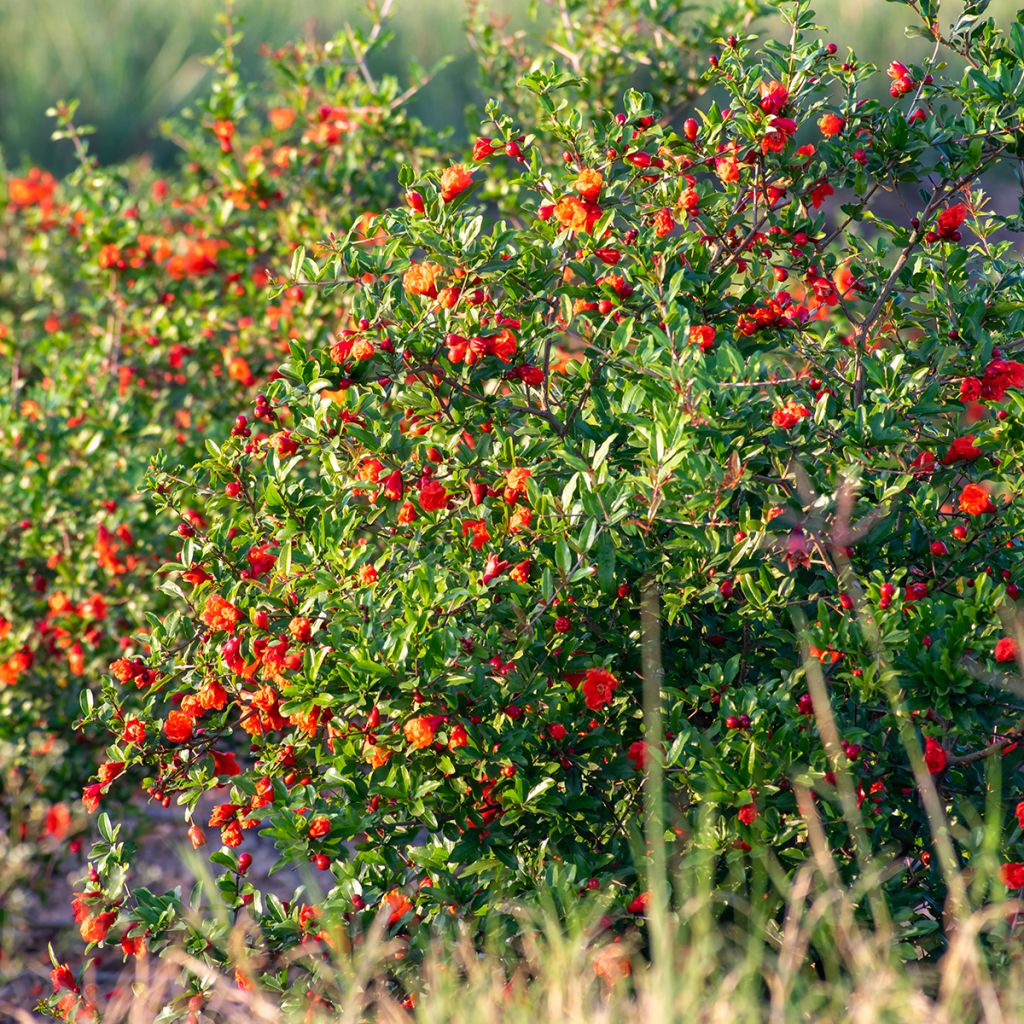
[308,815,331,839]
[439,164,473,203]
[1002,862,1024,888]
[163,710,194,744]
[404,716,436,749]
[958,483,992,516]
[772,399,811,429]
[574,168,603,203]
[381,888,414,926]
[818,113,845,136]
[553,195,600,235]
[200,594,241,633]
[689,325,716,352]
[402,262,441,298]
[80,911,116,945]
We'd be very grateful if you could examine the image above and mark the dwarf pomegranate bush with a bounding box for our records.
[0,8,443,865]
[50,0,1024,1016]
[0,1,738,875]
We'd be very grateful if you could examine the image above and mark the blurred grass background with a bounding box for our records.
[0,0,1019,172]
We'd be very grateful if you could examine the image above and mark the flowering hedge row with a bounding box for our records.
[2,0,738,885]
[29,0,1024,1018]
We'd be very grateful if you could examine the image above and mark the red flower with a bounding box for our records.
[212,750,241,776]
[472,138,495,160]
[737,802,758,825]
[121,934,146,958]
[50,963,78,994]
[418,480,449,512]
[627,891,650,914]
[308,815,331,839]
[582,668,620,710]
[82,783,103,814]
[626,740,646,771]
[481,553,509,584]
[958,483,992,517]
[995,637,1019,664]
[1002,862,1024,888]
[758,80,789,114]
[942,435,981,464]
[924,737,947,774]
[936,203,969,240]
[772,399,811,429]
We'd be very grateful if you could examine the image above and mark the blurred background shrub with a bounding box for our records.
[0,0,1018,173]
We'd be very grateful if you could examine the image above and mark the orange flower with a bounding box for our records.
[8,168,57,208]
[503,467,532,504]
[198,678,228,711]
[439,164,473,203]
[592,943,632,985]
[653,207,675,237]
[404,716,436,749]
[510,558,531,584]
[509,507,532,533]
[200,594,241,633]
[381,888,414,926]
[818,113,846,136]
[715,154,739,183]
[163,710,194,744]
[554,196,598,235]
[80,911,116,945]
[402,262,441,298]
[958,483,992,517]
[268,107,296,131]
[363,739,391,769]
[574,168,603,203]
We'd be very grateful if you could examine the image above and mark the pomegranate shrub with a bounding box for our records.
[47,0,1024,1017]
[0,0,736,872]
[0,26,452,907]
